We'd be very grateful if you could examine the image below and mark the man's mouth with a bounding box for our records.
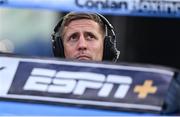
[77,55,91,60]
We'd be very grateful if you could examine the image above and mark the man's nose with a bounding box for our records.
[77,35,87,50]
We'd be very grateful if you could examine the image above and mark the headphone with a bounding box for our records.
[51,12,120,62]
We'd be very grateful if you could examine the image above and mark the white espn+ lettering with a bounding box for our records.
[23,68,132,98]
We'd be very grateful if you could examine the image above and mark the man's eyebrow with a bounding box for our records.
[85,32,97,37]
[64,32,79,40]
[69,32,78,36]
[84,32,99,40]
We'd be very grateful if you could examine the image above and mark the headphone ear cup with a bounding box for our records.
[103,36,117,61]
[53,36,65,57]
[51,17,65,58]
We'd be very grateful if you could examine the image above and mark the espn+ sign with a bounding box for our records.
[8,61,165,101]
[7,61,173,112]
[23,68,132,99]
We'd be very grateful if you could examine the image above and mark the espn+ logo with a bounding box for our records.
[23,68,157,99]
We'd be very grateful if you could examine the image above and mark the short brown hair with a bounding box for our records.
[59,12,105,39]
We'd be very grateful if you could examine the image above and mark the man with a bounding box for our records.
[52,12,120,62]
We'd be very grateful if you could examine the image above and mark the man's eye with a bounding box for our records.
[69,34,78,41]
[87,34,95,40]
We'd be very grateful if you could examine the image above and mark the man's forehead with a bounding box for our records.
[63,19,103,35]
[66,19,100,27]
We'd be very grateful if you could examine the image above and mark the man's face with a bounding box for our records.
[62,19,104,61]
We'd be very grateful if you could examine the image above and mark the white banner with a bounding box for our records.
[1,0,180,18]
